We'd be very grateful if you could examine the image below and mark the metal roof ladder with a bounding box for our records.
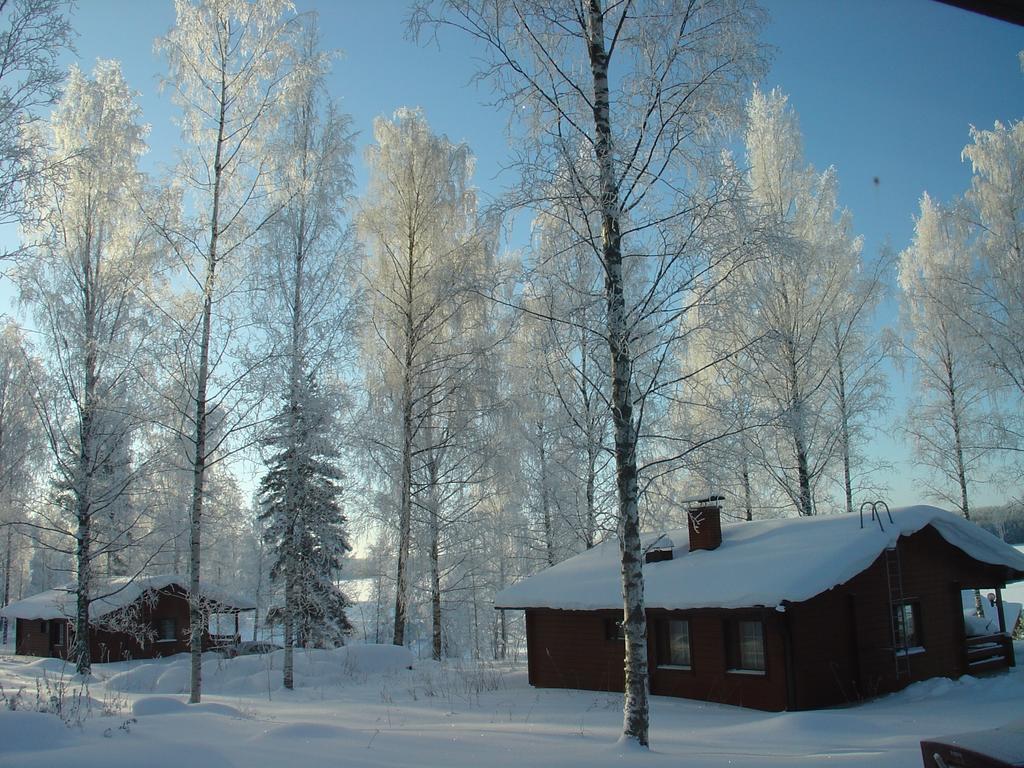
[885,545,911,680]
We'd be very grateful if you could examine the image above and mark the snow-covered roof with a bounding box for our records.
[0,574,256,621]
[495,505,1024,611]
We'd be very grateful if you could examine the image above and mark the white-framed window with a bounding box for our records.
[658,619,691,668]
[41,620,67,645]
[727,619,766,673]
[893,601,923,649]
[156,618,177,642]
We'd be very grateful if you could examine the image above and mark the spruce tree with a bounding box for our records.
[259,377,351,680]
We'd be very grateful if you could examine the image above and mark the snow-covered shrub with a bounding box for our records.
[0,671,124,728]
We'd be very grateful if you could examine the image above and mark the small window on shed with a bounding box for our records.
[156,618,177,642]
[39,620,47,634]
[604,617,625,641]
[893,601,922,650]
[726,619,766,673]
[657,619,691,668]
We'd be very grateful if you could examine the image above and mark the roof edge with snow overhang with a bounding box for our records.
[494,505,1024,612]
[0,574,256,621]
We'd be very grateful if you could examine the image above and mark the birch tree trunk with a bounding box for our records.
[188,79,225,700]
[283,554,296,689]
[157,0,301,702]
[581,330,598,549]
[428,447,443,660]
[410,0,765,748]
[392,241,416,646]
[0,385,8,647]
[73,495,92,674]
[537,419,556,567]
[786,339,813,516]
[584,442,597,548]
[2,526,11,644]
[496,551,508,660]
[188,262,215,703]
[586,0,649,746]
[280,344,298,690]
[742,457,754,521]
[281,191,307,690]
[945,352,970,522]
[835,346,854,517]
[943,343,984,616]
[794,436,813,516]
[73,247,100,677]
[419,405,444,660]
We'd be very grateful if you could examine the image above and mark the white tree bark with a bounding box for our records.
[411,0,765,746]
[156,0,300,702]
[585,1,649,745]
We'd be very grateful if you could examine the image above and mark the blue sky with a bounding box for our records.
[759,1,1021,507]
[10,0,1024,508]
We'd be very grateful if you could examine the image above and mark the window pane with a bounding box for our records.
[158,618,177,641]
[605,618,625,641]
[738,620,765,671]
[894,603,920,647]
[667,620,690,666]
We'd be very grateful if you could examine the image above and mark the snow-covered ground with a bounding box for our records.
[2,642,1024,767]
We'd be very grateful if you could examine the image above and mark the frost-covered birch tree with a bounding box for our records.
[359,108,491,652]
[529,212,612,550]
[899,195,987,519]
[411,0,765,746]
[155,0,302,703]
[507,311,583,567]
[959,119,1024,465]
[0,0,73,248]
[17,61,157,674]
[677,344,775,521]
[0,323,45,644]
[416,342,501,661]
[733,87,866,516]
[688,90,864,520]
[826,259,892,516]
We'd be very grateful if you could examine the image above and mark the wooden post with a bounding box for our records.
[951,582,967,676]
[780,606,797,710]
[525,611,537,687]
[994,588,1006,634]
[995,586,1015,668]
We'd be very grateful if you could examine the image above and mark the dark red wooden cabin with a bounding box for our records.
[2,575,254,663]
[497,504,1024,711]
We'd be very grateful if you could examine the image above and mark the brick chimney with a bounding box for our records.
[688,496,724,552]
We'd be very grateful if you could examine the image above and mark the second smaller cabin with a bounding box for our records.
[1,574,255,663]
